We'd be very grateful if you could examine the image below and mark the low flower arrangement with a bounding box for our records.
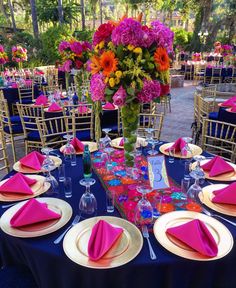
[12,45,27,68]
[89,16,173,166]
[192,52,201,61]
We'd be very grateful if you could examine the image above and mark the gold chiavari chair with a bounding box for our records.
[138,113,164,140]
[17,82,35,104]
[201,117,236,163]
[193,64,206,85]
[46,67,58,86]
[231,67,236,83]
[0,128,10,173]
[159,95,171,114]
[211,67,222,84]
[36,115,73,149]
[184,64,192,80]
[17,103,45,154]
[0,98,24,162]
[43,84,62,96]
[140,102,157,114]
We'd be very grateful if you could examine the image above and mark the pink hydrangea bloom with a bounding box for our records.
[137,79,161,103]
[112,18,144,47]
[58,41,70,53]
[141,26,155,48]
[151,21,174,52]
[112,86,127,107]
[62,59,72,72]
[90,73,106,102]
[70,41,83,55]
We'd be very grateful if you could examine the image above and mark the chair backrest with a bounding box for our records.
[211,67,222,77]
[46,67,58,86]
[18,83,34,103]
[36,115,73,148]
[140,102,156,114]
[138,113,164,140]
[0,98,14,133]
[202,117,236,163]
[43,84,62,96]
[201,85,216,98]
[0,128,10,173]
[198,95,217,127]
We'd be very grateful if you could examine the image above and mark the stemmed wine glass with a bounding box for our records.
[41,147,59,194]
[79,178,97,216]
[145,128,159,155]
[102,128,112,147]
[63,134,76,166]
[104,147,114,171]
[181,137,193,158]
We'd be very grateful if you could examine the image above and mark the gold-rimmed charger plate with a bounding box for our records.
[111,137,148,149]
[0,175,51,202]
[192,160,236,181]
[0,198,72,238]
[159,143,202,159]
[60,141,98,155]
[13,156,62,174]
[153,211,233,261]
[63,216,143,269]
[44,108,63,112]
[199,184,236,216]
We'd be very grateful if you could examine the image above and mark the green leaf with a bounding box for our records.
[127,87,135,96]
[105,87,114,96]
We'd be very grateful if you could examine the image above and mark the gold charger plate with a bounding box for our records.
[0,175,51,202]
[153,211,233,261]
[13,156,62,174]
[192,160,236,181]
[63,216,143,269]
[200,184,236,216]
[159,143,202,159]
[0,197,72,238]
[111,137,148,150]
[60,141,98,155]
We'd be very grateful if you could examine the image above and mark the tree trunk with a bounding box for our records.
[8,0,16,32]
[58,0,64,25]
[80,0,85,30]
[29,0,39,38]
[99,0,103,24]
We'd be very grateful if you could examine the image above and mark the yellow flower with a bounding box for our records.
[115,71,122,78]
[128,44,135,51]
[115,78,120,84]
[109,78,115,87]
[108,41,114,49]
[133,47,142,54]
[105,77,109,83]
[94,44,99,53]
[98,41,105,49]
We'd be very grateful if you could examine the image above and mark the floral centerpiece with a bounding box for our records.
[221,44,233,57]
[192,52,201,61]
[58,39,92,90]
[12,45,27,68]
[89,16,173,167]
[0,45,8,69]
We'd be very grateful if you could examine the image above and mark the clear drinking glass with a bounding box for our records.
[102,128,112,147]
[63,134,76,166]
[79,178,97,216]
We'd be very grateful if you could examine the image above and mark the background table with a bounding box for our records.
[0,146,236,288]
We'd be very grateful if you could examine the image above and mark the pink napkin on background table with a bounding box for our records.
[19,151,45,171]
[88,220,123,261]
[10,198,61,228]
[78,105,89,114]
[24,80,32,86]
[212,182,236,205]
[221,98,236,107]
[11,83,18,88]
[70,137,84,152]
[48,102,63,112]
[230,105,236,112]
[165,138,187,155]
[103,102,116,110]
[119,138,124,146]
[35,95,48,105]
[201,156,234,177]
[166,219,218,257]
[0,173,36,195]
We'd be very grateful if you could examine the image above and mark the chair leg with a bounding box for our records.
[10,135,17,163]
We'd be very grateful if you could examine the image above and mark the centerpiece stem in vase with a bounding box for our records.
[121,101,140,167]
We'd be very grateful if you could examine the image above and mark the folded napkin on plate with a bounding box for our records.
[0,173,36,195]
[119,138,124,146]
[165,138,187,155]
[166,219,218,257]
[212,182,236,204]
[78,105,89,114]
[10,198,61,228]
[70,137,84,152]
[221,98,236,107]
[103,102,115,110]
[11,83,18,88]
[35,95,48,105]
[230,105,236,112]
[19,151,45,170]
[88,220,123,261]
[48,102,62,112]
[201,156,234,177]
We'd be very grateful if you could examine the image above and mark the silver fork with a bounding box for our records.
[142,225,157,260]
[201,207,236,227]
[54,215,81,244]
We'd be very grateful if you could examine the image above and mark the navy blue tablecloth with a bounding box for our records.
[0,147,236,288]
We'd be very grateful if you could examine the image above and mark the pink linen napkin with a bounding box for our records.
[78,105,89,114]
[88,220,123,261]
[48,102,63,112]
[11,83,18,88]
[19,151,45,171]
[70,137,84,152]
[103,102,116,110]
[230,105,236,112]
[221,98,236,107]
[119,138,124,146]
[10,198,61,228]
[24,80,32,86]
[165,138,187,155]
[201,156,234,177]
[35,95,48,105]
[212,182,236,205]
[166,219,218,257]
[0,173,36,195]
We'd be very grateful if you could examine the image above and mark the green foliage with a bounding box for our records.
[172,28,193,50]
[73,30,94,42]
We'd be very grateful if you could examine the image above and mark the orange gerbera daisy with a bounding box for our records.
[90,55,101,75]
[100,51,118,76]
[154,47,170,72]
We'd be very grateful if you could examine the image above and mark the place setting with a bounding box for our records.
[60,135,98,155]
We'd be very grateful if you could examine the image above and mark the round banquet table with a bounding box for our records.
[0,145,236,288]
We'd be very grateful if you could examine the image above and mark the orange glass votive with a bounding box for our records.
[186,202,202,212]
[158,203,175,213]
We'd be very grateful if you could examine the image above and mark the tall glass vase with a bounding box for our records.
[121,102,140,167]
[94,101,102,144]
